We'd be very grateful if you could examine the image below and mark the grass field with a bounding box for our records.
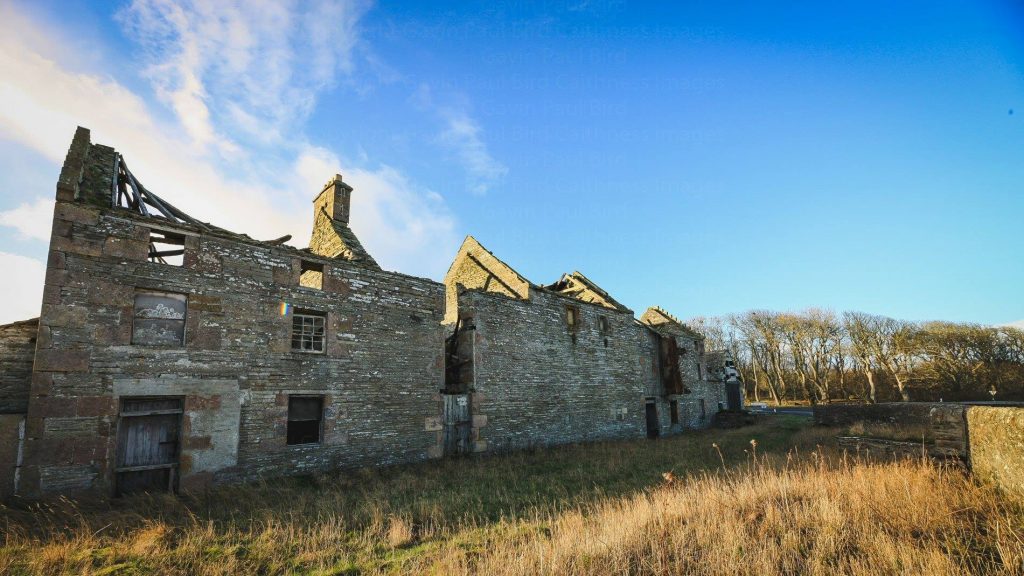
[2,416,1022,575]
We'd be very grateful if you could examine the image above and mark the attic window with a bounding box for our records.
[148,229,185,266]
[599,316,610,335]
[299,260,324,290]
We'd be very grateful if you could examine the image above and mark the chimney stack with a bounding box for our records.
[313,174,353,225]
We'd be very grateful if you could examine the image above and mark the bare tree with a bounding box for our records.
[844,311,880,403]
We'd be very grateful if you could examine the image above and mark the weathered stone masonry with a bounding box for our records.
[12,128,444,497]
[0,128,727,498]
[443,237,727,451]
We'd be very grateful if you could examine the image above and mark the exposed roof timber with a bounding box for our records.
[641,306,704,340]
[111,153,291,245]
[543,271,630,312]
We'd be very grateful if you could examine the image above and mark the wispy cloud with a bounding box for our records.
[119,0,371,151]
[414,83,507,194]
[438,109,508,194]
[0,1,460,324]
[0,197,52,242]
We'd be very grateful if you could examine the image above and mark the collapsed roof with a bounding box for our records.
[70,127,376,268]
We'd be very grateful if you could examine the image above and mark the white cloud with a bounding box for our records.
[0,197,52,242]
[414,83,507,195]
[0,1,459,293]
[438,109,508,195]
[0,252,46,324]
[119,0,370,151]
[1002,319,1024,330]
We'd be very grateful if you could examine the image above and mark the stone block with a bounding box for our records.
[103,236,146,260]
[40,305,89,328]
[186,395,222,411]
[34,350,90,372]
[77,396,116,417]
[54,203,98,226]
[185,435,212,450]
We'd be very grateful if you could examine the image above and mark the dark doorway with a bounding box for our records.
[116,397,182,495]
[670,399,679,425]
[726,382,743,411]
[645,402,660,438]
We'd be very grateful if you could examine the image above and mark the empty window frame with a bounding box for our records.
[599,315,610,347]
[132,290,187,346]
[299,260,324,290]
[565,305,580,344]
[565,305,579,330]
[670,400,679,424]
[148,229,186,266]
[291,309,326,352]
[286,396,323,445]
[699,399,707,421]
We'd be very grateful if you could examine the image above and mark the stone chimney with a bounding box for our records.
[313,174,353,225]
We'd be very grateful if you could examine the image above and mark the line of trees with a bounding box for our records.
[688,310,1024,404]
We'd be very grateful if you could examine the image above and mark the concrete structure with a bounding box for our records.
[0,128,726,498]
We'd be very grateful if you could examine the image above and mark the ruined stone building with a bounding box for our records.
[0,128,730,499]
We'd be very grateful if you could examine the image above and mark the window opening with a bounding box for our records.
[132,290,187,346]
[148,229,185,266]
[299,260,324,290]
[287,396,323,445]
[291,310,326,352]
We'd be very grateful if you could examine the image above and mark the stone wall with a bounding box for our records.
[966,406,1024,500]
[457,288,645,451]
[4,127,730,499]
[817,402,1024,497]
[453,287,724,452]
[0,414,24,499]
[19,129,446,497]
[813,402,939,427]
[0,318,38,414]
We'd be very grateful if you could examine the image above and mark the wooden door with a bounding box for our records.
[116,398,182,495]
[442,394,471,455]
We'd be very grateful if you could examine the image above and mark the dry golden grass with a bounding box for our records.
[1,417,1021,575]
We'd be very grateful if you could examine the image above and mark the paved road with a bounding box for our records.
[749,406,814,418]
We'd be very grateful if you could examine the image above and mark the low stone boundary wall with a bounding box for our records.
[813,402,938,427]
[835,436,961,461]
[819,402,1024,499]
[966,406,1024,500]
[929,404,967,458]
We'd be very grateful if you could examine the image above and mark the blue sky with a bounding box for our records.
[0,0,1021,326]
